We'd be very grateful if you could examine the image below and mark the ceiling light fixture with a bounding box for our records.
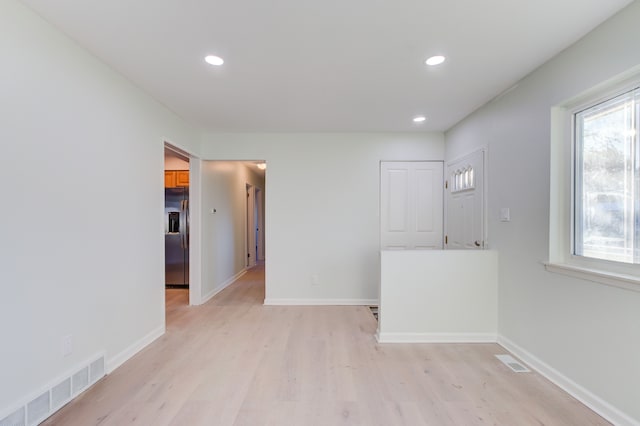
[413,116,426,123]
[425,55,446,66]
[256,163,267,170]
[204,55,224,66]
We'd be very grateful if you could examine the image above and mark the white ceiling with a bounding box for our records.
[21,0,632,133]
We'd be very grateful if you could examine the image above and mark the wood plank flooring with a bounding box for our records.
[42,264,608,425]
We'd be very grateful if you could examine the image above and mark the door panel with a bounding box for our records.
[415,168,435,232]
[446,150,484,249]
[388,170,409,232]
[381,161,443,250]
[463,194,475,248]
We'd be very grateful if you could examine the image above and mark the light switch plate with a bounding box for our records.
[500,208,510,222]
[62,335,73,357]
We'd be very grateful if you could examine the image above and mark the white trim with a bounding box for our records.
[544,262,640,292]
[264,298,378,306]
[201,268,248,305]
[498,335,639,426]
[163,139,196,159]
[106,325,164,374]
[188,158,202,306]
[376,332,497,343]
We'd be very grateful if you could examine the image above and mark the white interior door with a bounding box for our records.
[255,187,265,261]
[445,149,485,249]
[246,184,257,267]
[380,161,444,250]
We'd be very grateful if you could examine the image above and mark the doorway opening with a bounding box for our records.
[164,146,190,308]
[245,183,265,267]
[201,160,266,303]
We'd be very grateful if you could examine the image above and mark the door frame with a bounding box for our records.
[164,141,202,307]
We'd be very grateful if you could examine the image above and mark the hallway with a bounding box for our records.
[43,265,607,425]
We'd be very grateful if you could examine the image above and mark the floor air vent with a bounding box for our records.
[89,358,105,384]
[1,354,105,426]
[51,378,72,411]
[72,367,89,395]
[26,392,49,425]
[369,306,378,321]
[495,354,530,373]
[0,407,25,426]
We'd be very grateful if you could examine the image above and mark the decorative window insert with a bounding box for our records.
[451,166,475,193]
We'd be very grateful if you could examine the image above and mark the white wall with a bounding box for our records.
[445,2,640,423]
[0,0,198,415]
[200,162,264,300]
[200,133,445,303]
[378,250,498,342]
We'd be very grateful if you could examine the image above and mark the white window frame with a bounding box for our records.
[547,67,640,292]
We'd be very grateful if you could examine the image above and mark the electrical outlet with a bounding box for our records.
[311,274,320,286]
[62,335,73,357]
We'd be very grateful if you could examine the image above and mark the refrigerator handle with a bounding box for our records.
[185,199,189,249]
[179,199,186,249]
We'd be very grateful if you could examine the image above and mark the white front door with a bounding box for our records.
[445,149,485,249]
[380,161,444,250]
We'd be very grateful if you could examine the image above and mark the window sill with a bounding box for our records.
[544,262,640,292]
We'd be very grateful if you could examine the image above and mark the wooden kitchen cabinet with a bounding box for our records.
[176,170,190,186]
[165,170,189,188]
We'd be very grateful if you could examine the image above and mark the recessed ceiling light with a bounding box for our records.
[425,55,446,66]
[204,55,224,66]
[413,116,427,123]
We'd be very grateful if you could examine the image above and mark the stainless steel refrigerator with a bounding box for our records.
[165,187,189,287]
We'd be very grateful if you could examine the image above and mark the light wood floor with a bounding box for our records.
[43,264,608,425]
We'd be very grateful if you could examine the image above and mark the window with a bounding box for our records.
[547,69,640,290]
[451,165,474,193]
[573,88,639,264]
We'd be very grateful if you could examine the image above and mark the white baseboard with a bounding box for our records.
[376,332,497,343]
[201,269,248,305]
[263,298,378,306]
[498,335,639,426]
[106,325,164,374]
